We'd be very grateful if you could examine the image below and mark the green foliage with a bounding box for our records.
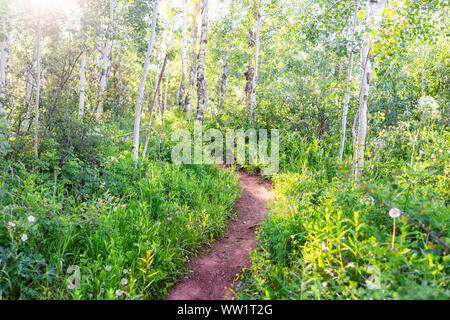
[0,146,240,299]
[238,125,449,300]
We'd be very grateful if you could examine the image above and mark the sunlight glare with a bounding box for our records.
[30,0,79,15]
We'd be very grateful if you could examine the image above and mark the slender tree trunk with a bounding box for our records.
[7,37,13,118]
[0,13,9,115]
[132,0,160,165]
[78,44,87,120]
[354,0,386,180]
[164,60,170,114]
[178,0,188,110]
[249,3,262,126]
[218,0,234,113]
[93,27,103,83]
[22,32,39,133]
[338,0,360,160]
[196,0,209,122]
[158,74,163,117]
[185,0,200,120]
[142,53,169,159]
[34,16,41,159]
[244,31,255,108]
[96,0,114,121]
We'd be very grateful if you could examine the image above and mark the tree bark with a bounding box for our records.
[96,0,114,121]
[249,3,262,126]
[164,60,170,114]
[185,0,200,120]
[0,12,9,115]
[34,16,41,159]
[338,0,360,160]
[218,0,235,114]
[78,27,87,121]
[93,26,104,83]
[244,30,255,108]
[142,53,169,159]
[354,0,386,180]
[178,0,188,110]
[196,0,209,123]
[22,31,39,133]
[132,0,160,165]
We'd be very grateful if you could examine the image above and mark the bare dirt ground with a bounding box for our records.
[166,170,272,300]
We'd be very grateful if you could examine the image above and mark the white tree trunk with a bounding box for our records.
[354,0,386,180]
[34,17,41,159]
[142,53,169,159]
[93,27,103,83]
[338,0,360,160]
[196,0,209,122]
[96,0,114,121]
[178,0,188,110]
[78,49,87,120]
[249,4,262,126]
[7,37,13,115]
[22,32,39,133]
[132,0,160,165]
[0,13,9,115]
[185,0,200,120]
[219,0,234,113]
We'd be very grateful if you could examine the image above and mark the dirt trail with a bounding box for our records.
[166,171,272,300]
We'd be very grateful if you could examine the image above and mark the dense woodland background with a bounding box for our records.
[0,0,448,299]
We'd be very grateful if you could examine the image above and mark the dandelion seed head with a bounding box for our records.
[389,208,401,218]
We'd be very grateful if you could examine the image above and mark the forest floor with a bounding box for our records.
[166,170,272,300]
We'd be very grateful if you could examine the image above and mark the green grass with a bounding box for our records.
[0,154,240,299]
[237,124,449,300]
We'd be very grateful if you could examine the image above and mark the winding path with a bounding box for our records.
[166,171,272,300]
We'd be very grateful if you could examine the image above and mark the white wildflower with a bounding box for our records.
[7,221,15,229]
[389,208,401,218]
[123,269,128,274]
[121,278,128,286]
[27,215,36,223]
[21,234,28,242]
[105,265,112,271]
[115,289,123,296]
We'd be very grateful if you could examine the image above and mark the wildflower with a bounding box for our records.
[345,263,355,268]
[121,278,128,286]
[115,289,123,297]
[27,215,36,223]
[389,208,401,218]
[389,208,401,251]
[105,265,112,271]
[7,221,16,229]
[21,234,28,242]
[123,269,128,274]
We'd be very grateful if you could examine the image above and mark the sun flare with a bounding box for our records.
[30,0,79,14]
